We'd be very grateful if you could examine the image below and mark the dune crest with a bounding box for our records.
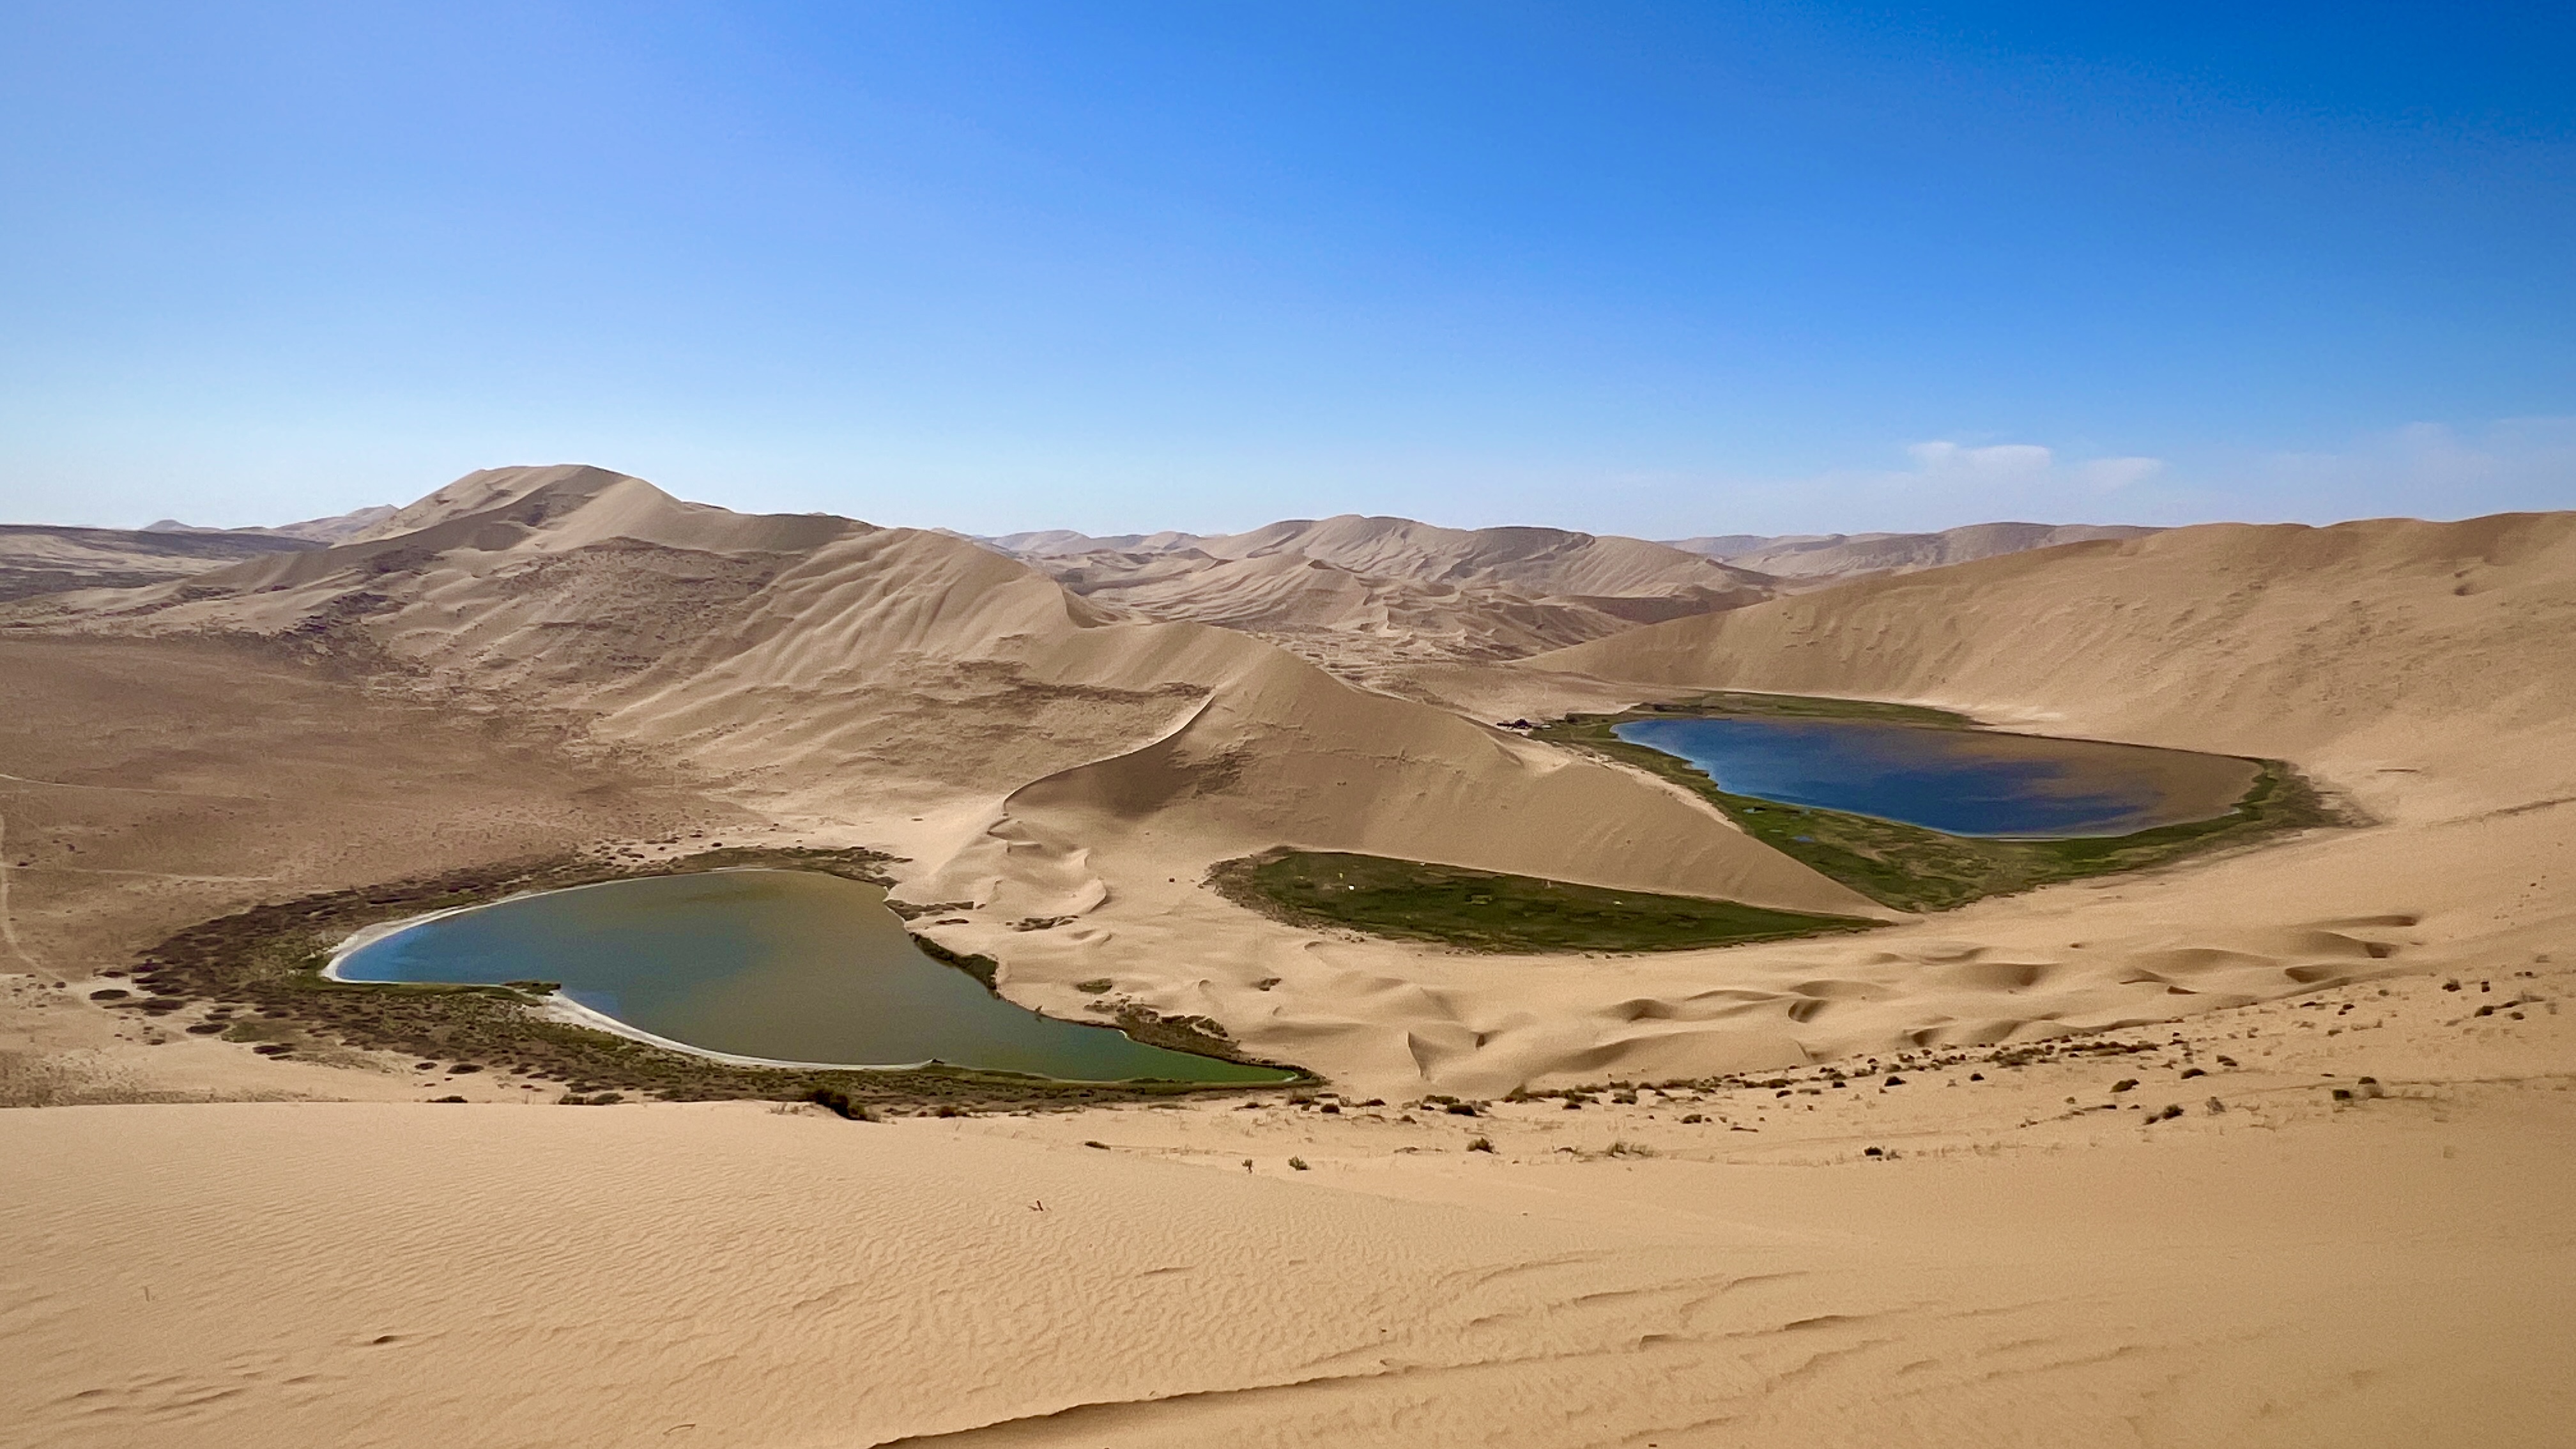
[985,513,1773,685]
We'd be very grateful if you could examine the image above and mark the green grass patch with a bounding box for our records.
[1533,702,2339,914]
[1207,849,1882,953]
[1620,689,1975,727]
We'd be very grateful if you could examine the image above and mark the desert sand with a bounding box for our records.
[8,970,2571,1447]
[6,469,2573,1445]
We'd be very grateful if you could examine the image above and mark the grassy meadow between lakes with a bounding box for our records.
[1206,848,1885,953]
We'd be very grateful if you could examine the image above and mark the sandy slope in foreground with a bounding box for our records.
[8,962,2572,1449]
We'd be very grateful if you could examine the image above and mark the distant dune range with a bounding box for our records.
[1663,520,2158,578]
[981,519,2155,689]
[0,524,320,602]
[978,515,1776,686]
[6,467,2573,1097]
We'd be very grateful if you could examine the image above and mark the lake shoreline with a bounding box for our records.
[1535,691,2342,912]
[331,868,1298,1085]
[115,845,1307,1109]
[1609,712,2262,839]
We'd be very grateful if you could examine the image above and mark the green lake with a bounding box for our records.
[333,869,1290,1083]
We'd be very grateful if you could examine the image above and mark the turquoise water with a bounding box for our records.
[1613,716,2253,838]
[337,870,1291,1082]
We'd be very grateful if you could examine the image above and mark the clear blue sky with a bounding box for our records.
[3,2,2569,536]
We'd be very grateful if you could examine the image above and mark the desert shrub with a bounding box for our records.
[806,1087,878,1121]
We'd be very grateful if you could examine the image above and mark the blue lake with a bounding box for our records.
[1613,716,2257,838]
[334,869,1291,1083]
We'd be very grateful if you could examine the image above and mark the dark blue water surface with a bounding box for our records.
[336,870,1291,1082]
[1613,716,2248,838]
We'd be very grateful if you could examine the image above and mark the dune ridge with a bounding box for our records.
[144,503,400,543]
[1664,520,2159,578]
[986,514,1773,683]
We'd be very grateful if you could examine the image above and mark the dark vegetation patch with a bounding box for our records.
[1608,689,1975,728]
[1104,1007,1257,1062]
[1498,1032,2181,1105]
[1206,849,1881,953]
[1531,693,2340,913]
[120,845,1305,1108]
[906,933,1000,992]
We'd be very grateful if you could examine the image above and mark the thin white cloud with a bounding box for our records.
[2258,418,2575,518]
[2076,455,2165,491]
[1905,440,2057,479]
[1672,439,2173,535]
[1901,440,2164,493]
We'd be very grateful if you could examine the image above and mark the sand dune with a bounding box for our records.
[0,525,318,602]
[6,960,2572,1448]
[1666,521,2158,579]
[986,514,1772,682]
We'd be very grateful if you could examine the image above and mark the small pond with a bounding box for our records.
[1613,716,2258,838]
[332,870,1291,1082]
